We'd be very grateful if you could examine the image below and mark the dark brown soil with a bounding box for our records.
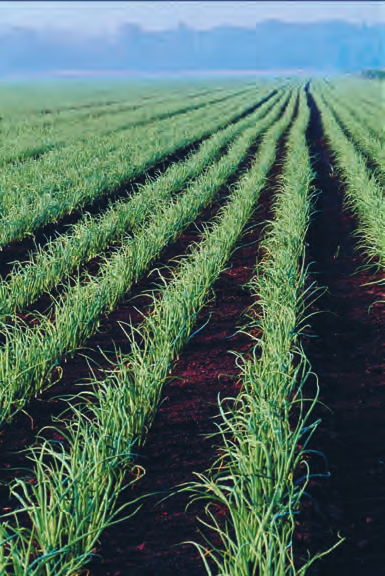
[295,84,385,574]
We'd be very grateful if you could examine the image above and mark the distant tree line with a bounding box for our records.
[361,69,385,79]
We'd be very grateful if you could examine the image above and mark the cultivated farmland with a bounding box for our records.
[0,76,384,575]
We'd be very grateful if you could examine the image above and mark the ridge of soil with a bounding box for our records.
[295,84,385,574]
[0,90,277,278]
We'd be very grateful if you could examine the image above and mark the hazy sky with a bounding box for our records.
[0,1,383,35]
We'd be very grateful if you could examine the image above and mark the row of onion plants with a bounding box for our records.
[182,87,340,574]
[1,84,205,163]
[0,89,295,428]
[0,86,266,247]
[2,82,253,138]
[328,80,384,142]
[311,84,385,270]
[314,82,385,184]
[1,84,257,210]
[2,84,258,167]
[0,90,286,320]
[1,80,183,128]
[0,86,297,575]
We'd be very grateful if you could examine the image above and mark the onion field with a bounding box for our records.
[0,76,384,575]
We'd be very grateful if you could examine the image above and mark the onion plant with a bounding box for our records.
[0,86,263,247]
[1,84,258,168]
[320,78,385,143]
[1,83,255,140]
[314,82,385,185]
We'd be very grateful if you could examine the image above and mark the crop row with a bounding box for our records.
[315,82,385,182]
[0,86,267,247]
[0,85,298,576]
[182,86,334,575]
[0,88,287,320]
[0,84,256,197]
[311,84,385,269]
[1,84,258,167]
[0,82,217,133]
[322,80,384,142]
[0,81,154,124]
[1,80,256,128]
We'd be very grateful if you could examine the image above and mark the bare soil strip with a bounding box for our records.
[297,85,385,574]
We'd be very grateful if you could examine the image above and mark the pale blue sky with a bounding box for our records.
[0,1,383,35]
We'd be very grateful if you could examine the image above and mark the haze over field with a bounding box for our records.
[0,1,384,76]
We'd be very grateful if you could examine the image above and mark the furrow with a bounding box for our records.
[299,82,385,575]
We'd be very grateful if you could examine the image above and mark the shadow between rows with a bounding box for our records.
[293,82,385,575]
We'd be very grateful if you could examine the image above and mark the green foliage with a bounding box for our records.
[0,89,290,428]
[0,86,262,246]
[0,84,257,167]
[0,89,285,321]
[315,82,385,185]
[0,86,296,574]
[311,83,385,270]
